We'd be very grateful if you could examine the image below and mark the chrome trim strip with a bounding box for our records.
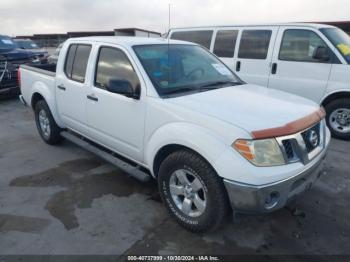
[276,120,325,165]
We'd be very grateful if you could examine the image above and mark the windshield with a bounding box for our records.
[15,40,39,49]
[133,44,242,96]
[321,28,350,64]
[0,36,17,50]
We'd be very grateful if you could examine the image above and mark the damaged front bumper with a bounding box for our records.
[223,143,328,213]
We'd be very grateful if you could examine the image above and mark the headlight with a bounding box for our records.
[233,139,285,167]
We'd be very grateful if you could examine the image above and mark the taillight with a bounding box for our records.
[17,68,21,88]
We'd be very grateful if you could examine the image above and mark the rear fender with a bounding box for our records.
[31,82,65,127]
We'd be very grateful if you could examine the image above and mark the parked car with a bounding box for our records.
[13,38,48,63]
[0,35,38,95]
[47,43,63,64]
[168,23,350,140]
[19,37,330,232]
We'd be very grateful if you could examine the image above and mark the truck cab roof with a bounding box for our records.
[169,23,337,31]
[65,36,194,47]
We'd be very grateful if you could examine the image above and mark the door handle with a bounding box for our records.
[236,61,241,72]
[57,85,66,91]
[87,94,98,102]
[271,63,278,74]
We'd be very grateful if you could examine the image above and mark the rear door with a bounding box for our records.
[268,26,333,103]
[56,43,92,134]
[85,44,146,162]
[235,27,278,86]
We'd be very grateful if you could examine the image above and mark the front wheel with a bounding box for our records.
[158,150,230,232]
[34,100,63,145]
[325,98,350,140]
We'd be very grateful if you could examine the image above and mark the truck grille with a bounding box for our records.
[282,140,295,160]
[278,121,325,165]
[0,60,20,90]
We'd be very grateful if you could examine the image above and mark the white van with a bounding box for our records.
[168,23,350,140]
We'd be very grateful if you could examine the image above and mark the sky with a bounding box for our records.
[0,0,349,36]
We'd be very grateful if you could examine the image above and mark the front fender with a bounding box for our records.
[145,122,232,177]
[31,81,64,127]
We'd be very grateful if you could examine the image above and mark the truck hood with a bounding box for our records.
[25,49,48,57]
[168,84,319,134]
[0,49,36,61]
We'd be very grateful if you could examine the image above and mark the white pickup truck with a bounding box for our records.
[19,37,331,232]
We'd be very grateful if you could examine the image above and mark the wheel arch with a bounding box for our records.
[152,144,215,178]
[321,91,350,107]
[145,122,231,178]
[31,92,45,109]
[30,83,65,128]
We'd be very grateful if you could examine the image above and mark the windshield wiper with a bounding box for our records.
[162,86,199,96]
[199,81,242,90]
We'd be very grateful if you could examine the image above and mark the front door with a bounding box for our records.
[268,27,333,103]
[86,45,146,162]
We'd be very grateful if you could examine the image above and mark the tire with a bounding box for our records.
[158,150,230,232]
[34,100,63,145]
[325,98,350,140]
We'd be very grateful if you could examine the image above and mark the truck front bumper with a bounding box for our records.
[223,146,328,213]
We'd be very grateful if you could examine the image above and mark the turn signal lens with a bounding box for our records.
[233,138,285,167]
[233,140,254,160]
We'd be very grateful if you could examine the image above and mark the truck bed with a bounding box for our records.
[20,63,57,77]
[20,63,57,107]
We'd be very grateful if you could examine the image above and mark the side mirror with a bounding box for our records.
[107,79,140,99]
[312,46,331,62]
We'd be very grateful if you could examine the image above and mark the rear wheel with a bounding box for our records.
[34,100,63,145]
[158,150,230,232]
[325,98,350,140]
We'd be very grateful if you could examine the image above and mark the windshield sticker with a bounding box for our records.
[1,39,14,45]
[337,43,350,56]
[31,44,37,47]
[160,81,169,87]
[212,63,231,75]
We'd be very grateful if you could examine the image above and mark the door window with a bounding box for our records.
[94,47,140,93]
[213,30,239,58]
[64,44,92,82]
[238,30,272,59]
[279,29,330,63]
[170,30,213,49]
[64,44,77,78]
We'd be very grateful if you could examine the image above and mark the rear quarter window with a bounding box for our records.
[238,30,272,59]
[64,44,77,78]
[64,44,92,83]
[213,30,239,58]
[170,30,213,49]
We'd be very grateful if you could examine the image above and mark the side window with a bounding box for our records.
[170,30,213,49]
[279,29,330,63]
[64,44,77,78]
[238,30,272,59]
[71,45,92,82]
[95,47,140,94]
[213,30,239,58]
[64,44,92,82]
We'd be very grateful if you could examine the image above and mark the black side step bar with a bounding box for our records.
[60,131,151,182]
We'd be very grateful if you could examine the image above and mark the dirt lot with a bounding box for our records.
[0,98,349,256]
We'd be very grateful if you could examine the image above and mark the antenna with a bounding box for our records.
[168,3,171,33]
[167,3,171,87]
